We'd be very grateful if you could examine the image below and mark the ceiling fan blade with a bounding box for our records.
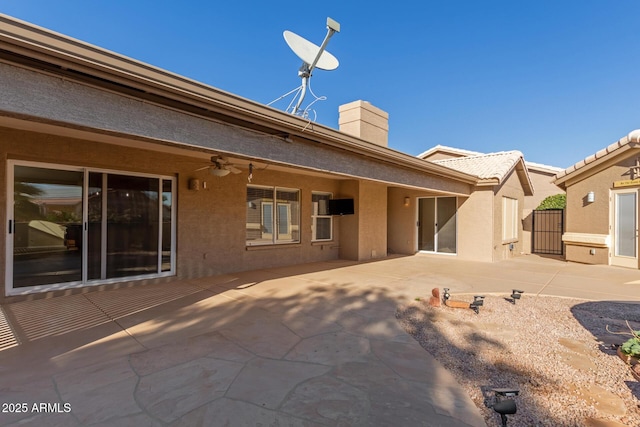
[194,166,209,172]
[227,165,242,174]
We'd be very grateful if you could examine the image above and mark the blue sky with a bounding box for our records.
[3,1,640,168]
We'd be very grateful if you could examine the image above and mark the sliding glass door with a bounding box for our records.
[417,197,457,254]
[7,161,175,294]
[12,165,84,288]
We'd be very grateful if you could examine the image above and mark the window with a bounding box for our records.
[312,192,332,241]
[246,186,299,245]
[502,197,518,241]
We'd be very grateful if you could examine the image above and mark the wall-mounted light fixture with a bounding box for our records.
[404,197,410,207]
[188,178,200,191]
[587,191,595,203]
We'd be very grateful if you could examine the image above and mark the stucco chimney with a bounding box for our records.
[338,100,389,147]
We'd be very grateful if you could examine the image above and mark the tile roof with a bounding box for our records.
[418,145,562,174]
[555,129,640,182]
[417,145,483,159]
[432,150,525,182]
[525,161,564,174]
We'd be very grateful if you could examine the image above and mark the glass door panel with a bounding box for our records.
[277,203,291,239]
[106,174,159,278]
[437,197,457,254]
[161,179,173,272]
[418,198,435,251]
[87,172,104,280]
[615,192,636,257]
[12,165,83,287]
[261,203,273,239]
[418,197,457,254]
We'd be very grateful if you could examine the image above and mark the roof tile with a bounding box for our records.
[432,151,524,181]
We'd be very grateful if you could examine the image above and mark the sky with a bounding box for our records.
[2,1,640,169]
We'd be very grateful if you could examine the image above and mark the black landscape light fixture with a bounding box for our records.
[470,295,485,314]
[492,388,519,427]
[510,289,524,304]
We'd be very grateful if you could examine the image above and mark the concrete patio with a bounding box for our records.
[0,254,639,426]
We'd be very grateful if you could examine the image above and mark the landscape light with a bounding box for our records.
[492,388,519,427]
[510,289,524,304]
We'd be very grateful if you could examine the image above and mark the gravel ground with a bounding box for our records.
[396,293,640,427]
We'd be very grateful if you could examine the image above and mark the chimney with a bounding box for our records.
[338,100,389,147]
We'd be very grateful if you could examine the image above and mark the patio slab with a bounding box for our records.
[1,254,638,426]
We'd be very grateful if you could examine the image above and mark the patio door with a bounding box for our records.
[611,189,638,268]
[6,161,175,295]
[10,164,84,288]
[417,197,457,254]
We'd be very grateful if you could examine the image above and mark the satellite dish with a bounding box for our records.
[269,17,341,117]
[283,30,339,71]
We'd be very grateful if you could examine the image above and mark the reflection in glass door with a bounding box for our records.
[8,161,175,293]
[418,197,457,254]
[105,174,159,278]
[12,165,84,288]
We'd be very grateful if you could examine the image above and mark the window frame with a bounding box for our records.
[311,191,333,242]
[502,196,519,242]
[246,185,300,246]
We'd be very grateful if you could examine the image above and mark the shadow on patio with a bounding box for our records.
[2,255,637,426]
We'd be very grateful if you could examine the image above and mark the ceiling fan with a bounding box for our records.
[195,156,242,177]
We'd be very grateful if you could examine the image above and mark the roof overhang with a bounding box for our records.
[0,14,478,187]
[474,157,534,196]
[554,130,640,189]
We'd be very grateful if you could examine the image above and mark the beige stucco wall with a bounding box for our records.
[386,188,451,256]
[340,179,387,261]
[563,154,639,266]
[492,169,526,261]
[457,189,494,262]
[0,127,348,301]
[387,187,497,263]
[387,188,418,255]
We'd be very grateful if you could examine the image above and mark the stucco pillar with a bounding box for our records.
[338,180,387,261]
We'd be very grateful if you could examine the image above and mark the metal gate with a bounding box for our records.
[532,209,564,255]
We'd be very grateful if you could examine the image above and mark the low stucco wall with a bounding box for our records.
[565,244,608,265]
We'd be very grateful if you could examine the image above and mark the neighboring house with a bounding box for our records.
[419,146,564,255]
[555,130,640,269]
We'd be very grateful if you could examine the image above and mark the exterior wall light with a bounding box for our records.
[587,191,595,203]
[404,197,410,207]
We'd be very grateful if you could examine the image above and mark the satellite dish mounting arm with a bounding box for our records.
[292,17,340,115]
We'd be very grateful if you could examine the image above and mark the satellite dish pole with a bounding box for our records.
[292,17,340,115]
[270,17,340,118]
